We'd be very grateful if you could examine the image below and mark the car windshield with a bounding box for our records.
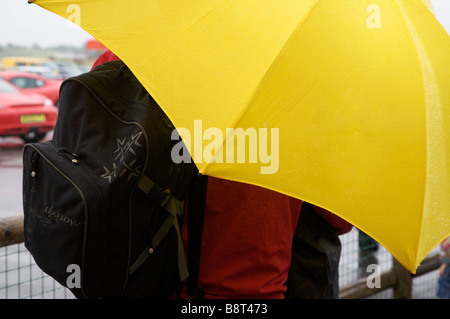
[0,79,19,93]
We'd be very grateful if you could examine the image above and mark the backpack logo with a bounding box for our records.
[30,205,81,228]
[101,131,144,183]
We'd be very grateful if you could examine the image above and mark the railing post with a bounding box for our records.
[392,257,412,299]
[0,214,24,248]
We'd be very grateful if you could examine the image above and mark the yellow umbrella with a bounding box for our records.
[29,0,450,273]
[421,0,435,13]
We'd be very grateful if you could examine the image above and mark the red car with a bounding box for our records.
[0,70,62,106]
[0,79,58,143]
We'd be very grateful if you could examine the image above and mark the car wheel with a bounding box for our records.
[20,132,47,143]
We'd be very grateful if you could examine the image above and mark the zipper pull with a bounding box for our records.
[31,152,39,178]
[58,148,79,165]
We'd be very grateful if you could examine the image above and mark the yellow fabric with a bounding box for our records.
[421,0,435,13]
[31,0,450,273]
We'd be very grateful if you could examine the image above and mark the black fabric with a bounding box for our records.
[186,173,208,298]
[284,202,342,299]
[22,60,198,298]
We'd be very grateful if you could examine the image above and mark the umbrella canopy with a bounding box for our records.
[30,0,450,273]
[421,0,435,13]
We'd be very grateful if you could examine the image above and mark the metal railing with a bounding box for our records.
[0,215,74,299]
[338,228,441,299]
[0,214,442,299]
[339,254,441,299]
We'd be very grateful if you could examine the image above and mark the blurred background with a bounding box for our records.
[0,0,108,78]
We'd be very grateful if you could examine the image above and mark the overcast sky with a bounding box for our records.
[0,0,449,48]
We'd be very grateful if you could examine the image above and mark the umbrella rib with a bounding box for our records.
[396,0,449,269]
[201,0,322,172]
[228,0,321,131]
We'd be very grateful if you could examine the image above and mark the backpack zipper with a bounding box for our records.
[58,148,80,165]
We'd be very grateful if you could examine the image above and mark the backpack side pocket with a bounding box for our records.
[23,141,106,298]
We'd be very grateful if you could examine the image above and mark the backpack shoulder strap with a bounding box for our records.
[129,175,188,281]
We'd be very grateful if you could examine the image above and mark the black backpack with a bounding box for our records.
[22,60,206,298]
